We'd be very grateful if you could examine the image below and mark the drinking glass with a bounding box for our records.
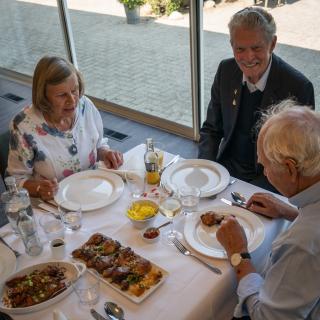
[59,202,82,231]
[125,170,146,198]
[158,192,182,245]
[178,185,201,216]
[73,270,100,306]
[39,213,65,241]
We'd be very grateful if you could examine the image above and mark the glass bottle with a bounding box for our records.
[17,207,43,256]
[144,138,160,185]
[1,176,34,234]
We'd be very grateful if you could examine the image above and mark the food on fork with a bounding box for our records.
[201,211,225,226]
[72,233,163,297]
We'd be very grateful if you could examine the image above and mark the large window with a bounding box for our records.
[0,0,66,76]
[202,0,320,120]
[67,0,193,127]
[1,0,319,139]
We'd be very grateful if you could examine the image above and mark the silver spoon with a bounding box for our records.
[104,302,125,320]
[144,221,171,234]
[231,191,247,206]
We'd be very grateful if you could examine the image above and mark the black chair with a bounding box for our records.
[0,130,10,179]
[0,175,8,227]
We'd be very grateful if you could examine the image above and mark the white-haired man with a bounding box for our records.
[217,100,320,319]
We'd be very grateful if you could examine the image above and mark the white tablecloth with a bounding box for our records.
[0,144,289,320]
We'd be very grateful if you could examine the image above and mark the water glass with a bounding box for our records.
[73,270,100,306]
[39,213,65,241]
[179,186,201,216]
[125,170,146,198]
[59,203,82,231]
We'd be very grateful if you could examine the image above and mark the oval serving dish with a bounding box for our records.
[0,261,85,314]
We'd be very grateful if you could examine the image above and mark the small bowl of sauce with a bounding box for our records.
[142,227,160,243]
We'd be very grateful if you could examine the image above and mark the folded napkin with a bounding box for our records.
[53,310,69,320]
[97,155,145,178]
[38,203,60,218]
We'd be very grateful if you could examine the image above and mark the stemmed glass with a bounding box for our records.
[158,189,183,245]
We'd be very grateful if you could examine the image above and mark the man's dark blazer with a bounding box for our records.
[199,54,315,166]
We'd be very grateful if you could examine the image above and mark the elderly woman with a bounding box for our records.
[7,56,123,200]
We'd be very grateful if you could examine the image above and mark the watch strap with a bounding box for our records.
[240,252,251,259]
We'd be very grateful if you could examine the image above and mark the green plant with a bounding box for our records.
[118,0,146,10]
[147,0,183,16]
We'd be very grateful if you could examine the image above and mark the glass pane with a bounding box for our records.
[0,0,66,76]
[202,1,320,119]
[67,0,193,126]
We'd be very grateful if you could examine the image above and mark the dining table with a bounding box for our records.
[0,144,290,320]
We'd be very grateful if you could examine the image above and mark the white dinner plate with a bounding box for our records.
[0,243,16,283]
[161,159,230,197]
[0,261,85,314]
[184,206,265,259]
[55,169,124,211]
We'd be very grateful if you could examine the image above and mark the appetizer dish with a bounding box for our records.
[72,233,168,303]
[0,261,84,314]
[127,199,158,220]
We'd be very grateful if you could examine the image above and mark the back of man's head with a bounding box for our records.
[229,7,276,43]
[260,99,320,177]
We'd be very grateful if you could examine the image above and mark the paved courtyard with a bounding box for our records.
[1,0,319,126]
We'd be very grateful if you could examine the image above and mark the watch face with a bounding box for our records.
[231,253,242,267]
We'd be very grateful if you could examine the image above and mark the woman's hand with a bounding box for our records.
[246,192,298,221]
[37,178,59,200]
[216,216,248,258]
[100,148,123,169]
[24,178,58,200]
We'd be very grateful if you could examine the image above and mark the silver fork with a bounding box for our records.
[0,236,21,257]
[207,178,237,200]
[172,238,222,275]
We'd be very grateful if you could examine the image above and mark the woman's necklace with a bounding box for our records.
[45,115,75,132]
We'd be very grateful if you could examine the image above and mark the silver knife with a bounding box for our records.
[159,154,180,175]
[90,309,110,320]
[220,198,245,209]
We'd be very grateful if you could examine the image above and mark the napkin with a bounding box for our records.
[53,309,69,320]
[97,155,145,178]
[38,203,60,217]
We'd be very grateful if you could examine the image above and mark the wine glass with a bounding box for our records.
[158,192,183,245]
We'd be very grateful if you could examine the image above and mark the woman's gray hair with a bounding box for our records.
[32,56,84,114]
[259,99,320,177]
[228,7,276,43]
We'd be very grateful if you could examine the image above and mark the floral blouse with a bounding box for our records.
[7,96,109,186]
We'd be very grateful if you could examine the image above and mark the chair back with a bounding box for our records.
[0,130,10,179]
[0,175,8,227]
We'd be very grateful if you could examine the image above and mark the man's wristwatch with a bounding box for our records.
[230,252,251,267]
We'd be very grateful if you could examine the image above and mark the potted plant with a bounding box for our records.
[118,0,146,24]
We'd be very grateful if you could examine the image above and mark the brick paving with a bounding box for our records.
[1,0,319,126]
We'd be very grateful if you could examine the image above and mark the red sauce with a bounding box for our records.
[143,228,160,239]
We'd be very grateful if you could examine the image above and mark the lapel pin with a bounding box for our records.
[232,89,237,106]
